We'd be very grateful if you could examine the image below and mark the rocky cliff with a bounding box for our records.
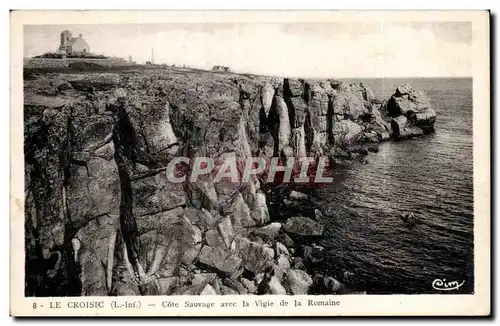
[23,68,436,296]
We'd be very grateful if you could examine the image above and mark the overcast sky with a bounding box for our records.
[24,22,472,78]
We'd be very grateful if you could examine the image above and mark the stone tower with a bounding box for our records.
[58,30,90,55]
[60,30,72,48]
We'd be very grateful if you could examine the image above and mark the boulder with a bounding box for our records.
[348,146,368,156]
[211,278,223,295]
[170,283,208,296]
[414,108,437,124]
[264,247,275,260]
[197,208,218,230]
[394,84,413,96]
[313,274,343,293]
[388,84,431,117]
[232,236,273,274]
[413,108,437,133]
[400,126,425,139]
[390,115,407,138]
[223,278,248,294]
[251,222,282,242]
[240,277,257,293]
[278,233,295,248]
[285,269,313,294]
[289,190,308,200]
[391,115,425,139]
[192,273,218,287]
[300,245,325,267]
[387,84,436,133]
[333,147,351,160]
[274,254,291,280]
[284,216,324,237]
[377,130,390,141]
[220,285,239,295]
[200,284,217,295]
[266,276,287,295]
[226,193,257,228]
[154,276,187,295]
[251,191,270,225]
[362,131,380,144]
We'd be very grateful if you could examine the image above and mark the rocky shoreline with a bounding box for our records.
[23,67,436,296]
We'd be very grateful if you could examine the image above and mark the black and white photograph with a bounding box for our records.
[10,10,490,316]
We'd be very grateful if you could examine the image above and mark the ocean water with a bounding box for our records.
[315,78,474,294]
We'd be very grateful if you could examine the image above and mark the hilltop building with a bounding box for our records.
[212,65,231,72]
[58,30,90,55]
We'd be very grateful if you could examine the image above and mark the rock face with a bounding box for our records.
[24,68,435,296]
[285,269,313,294]
[387,83,436,139]
[251,222,282,242]
[312,274,343,293]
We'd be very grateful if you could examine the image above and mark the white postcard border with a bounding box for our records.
[10,10,490,317]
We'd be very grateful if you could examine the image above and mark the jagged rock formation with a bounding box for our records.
[387,84,437,139]
[23,68,435,296]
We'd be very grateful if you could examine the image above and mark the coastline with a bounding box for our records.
[23,65,437,296]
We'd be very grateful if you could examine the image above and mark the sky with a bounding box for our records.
[23,22,472,78]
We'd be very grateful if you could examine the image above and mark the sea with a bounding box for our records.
[314,78,474,294]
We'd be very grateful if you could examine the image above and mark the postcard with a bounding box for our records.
[10,10,490,316]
